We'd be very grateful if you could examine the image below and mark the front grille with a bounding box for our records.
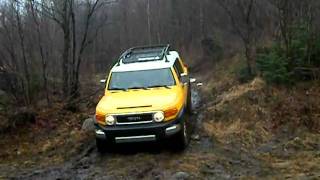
[116,113,153,124]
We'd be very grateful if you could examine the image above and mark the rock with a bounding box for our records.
[191,134,200,141]
[82,118,95,132]
[171,171,190,180]
[257,143,274,153]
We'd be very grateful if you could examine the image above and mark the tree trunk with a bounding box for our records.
[62,27,71,98]
[245,44,257,76]
[199,1,205,38]
[15,4,31,105]
[30,0,50,106]
[61,1,72,99]
[147,0,152,45]
[69,0,101,100]
[70,0,78,100]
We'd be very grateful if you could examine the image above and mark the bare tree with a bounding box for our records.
[269,0,320,68]
[146,0,151,45]
[13,1,31,104]
[217,0,262,75]
[70,0,105,99]
[27,0,107,101]
[2,0,317,109]
[29,0,50,106]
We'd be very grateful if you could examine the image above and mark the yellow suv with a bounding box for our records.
[95,45,193,152]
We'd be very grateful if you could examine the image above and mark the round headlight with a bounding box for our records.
[105,115,115,125]
[153,112,164,122]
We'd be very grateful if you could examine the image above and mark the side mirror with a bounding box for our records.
[181,73,187,77]
[180,73,188,84]
[100,79,106,84]
[190,78,197,83]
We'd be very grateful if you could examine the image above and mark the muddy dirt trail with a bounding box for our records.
[2,88,257,180]
[2,82,320,179]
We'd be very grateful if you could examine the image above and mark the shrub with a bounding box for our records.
[289,24,319,68]
[257,23,320,84]
[257,46,291,85]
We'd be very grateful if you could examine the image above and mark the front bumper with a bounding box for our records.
[94,117,183,143]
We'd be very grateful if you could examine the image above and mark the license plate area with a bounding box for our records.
[116,113,154,125]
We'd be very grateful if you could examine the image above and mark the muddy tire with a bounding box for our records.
[172,119,190,151]
[96,138,108,153]
[186,83,193,114]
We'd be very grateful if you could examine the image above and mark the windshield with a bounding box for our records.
[108,68,176,90]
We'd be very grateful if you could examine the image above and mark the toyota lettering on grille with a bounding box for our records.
[127,116,142,121]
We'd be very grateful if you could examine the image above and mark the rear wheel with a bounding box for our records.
[96,138,108,153]
[186,83,193,114]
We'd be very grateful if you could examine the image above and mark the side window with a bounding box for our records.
[174,59,183,78]
[177,58,185,72]
[177,59,184,73]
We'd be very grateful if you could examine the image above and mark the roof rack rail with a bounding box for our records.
[117,44,170,66]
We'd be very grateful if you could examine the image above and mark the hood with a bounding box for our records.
[96,87,181,114]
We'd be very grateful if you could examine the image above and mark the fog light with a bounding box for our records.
[105,115,115,125]
[165,124,181,136]
[95,129,105,135]
[95,129,106,139]
[153,112,164,122]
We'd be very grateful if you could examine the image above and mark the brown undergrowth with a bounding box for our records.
[201,67,320,178]
[0,102,94,170]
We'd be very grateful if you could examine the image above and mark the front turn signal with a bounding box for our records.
[95,114,105,125]
[164,108,178,118]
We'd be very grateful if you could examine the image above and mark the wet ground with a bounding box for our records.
[1,84,320,179]
[2,87,218,179]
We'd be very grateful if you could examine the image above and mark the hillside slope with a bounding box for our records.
[0,56,320,179]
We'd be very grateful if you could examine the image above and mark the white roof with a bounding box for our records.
[111,51,180,72]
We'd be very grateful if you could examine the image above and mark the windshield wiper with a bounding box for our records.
[148,85,171,89]
[110,88,128,91]
[128,86,149,90]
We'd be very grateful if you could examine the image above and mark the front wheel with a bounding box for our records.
[172,120,190,151]
[96,138,108,153]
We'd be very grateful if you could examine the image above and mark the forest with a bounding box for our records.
[0,0,319,106]
[0,0,320,179]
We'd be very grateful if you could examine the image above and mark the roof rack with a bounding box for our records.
[117,44,170,66]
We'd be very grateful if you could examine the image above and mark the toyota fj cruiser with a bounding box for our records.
[95,45,194,152]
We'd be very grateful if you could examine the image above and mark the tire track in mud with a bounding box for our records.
[11,141,97,180]
[9,86,209,180]
[6,83,277,179]
[5,78,320,179]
